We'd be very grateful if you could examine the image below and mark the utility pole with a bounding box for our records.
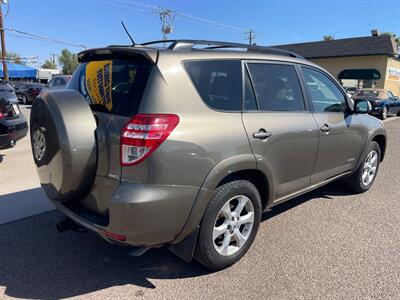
[151,7,177,41]
[244,29,256,45]
[0,1,8,81]
[50,53,57,64]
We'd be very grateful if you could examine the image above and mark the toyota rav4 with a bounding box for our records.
[30,40,386,270]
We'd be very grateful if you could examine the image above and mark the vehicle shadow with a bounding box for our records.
[0,153,4,163]
[263,181,350,221]
[0,181,349,299]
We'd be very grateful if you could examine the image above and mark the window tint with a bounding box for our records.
[53,78,62,87]
[184,60,242,111]
[244,68,257,110]
[68,59,152,116]
[302,67,347,113]
[247,63,305,111]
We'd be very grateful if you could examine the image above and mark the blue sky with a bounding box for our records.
[4,0,400,67]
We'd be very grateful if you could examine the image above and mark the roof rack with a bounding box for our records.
[140,39,303,58]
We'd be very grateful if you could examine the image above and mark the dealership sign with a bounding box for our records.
[388,67,400,81]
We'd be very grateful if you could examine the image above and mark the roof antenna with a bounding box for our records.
[121,21,135,46]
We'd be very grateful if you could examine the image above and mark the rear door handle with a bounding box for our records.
[253,129,272,139]
[320,124,331,133]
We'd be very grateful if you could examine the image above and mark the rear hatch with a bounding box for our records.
[68,48,156,180]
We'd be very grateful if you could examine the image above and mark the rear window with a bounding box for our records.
[183,60,242,111]
[68,59,152,116]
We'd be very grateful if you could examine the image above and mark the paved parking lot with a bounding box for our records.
[1,107,400,299]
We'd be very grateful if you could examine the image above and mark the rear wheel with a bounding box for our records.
[347,141,380,193]
[195,180,261,270]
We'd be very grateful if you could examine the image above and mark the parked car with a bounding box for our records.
[30,40,386,270]
[352,88,400,120]
[344,86,358,95]
[46,75,71,90]
[15,82,44,104]
[0,82,28,148]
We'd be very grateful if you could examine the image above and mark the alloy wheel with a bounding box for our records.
[362,150,378,186]
[32,127,46,161]
[212,195,255,256]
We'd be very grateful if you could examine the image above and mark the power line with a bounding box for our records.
[93,0,246,33]
[5,28,88,49]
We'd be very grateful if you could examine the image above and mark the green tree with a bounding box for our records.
[41,59,57,69]
[381,32,400,47]
[323,35,334,41]
[58,49,78,75]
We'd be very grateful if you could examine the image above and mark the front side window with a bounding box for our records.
[183,60,242,111]
[247,63,305,111]
[302,67,347,113]
[387,91,394,99]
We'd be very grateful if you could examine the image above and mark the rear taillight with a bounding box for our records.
[120,114,179,166]
[0,112,3,119]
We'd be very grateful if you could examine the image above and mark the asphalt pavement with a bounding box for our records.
[0,107,400,299]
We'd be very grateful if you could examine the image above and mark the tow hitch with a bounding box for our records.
[56,217,86,233]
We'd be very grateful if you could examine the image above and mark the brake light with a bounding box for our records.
[120,114,179,166]
[105,231,126,241]
[0,112,3,119]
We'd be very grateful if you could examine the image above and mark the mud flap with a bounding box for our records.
[169,226,199,262]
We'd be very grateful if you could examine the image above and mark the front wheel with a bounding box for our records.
[347,141,381,193]
[380,106,388,120]
[22,94,28,105]
[195,180,262,270]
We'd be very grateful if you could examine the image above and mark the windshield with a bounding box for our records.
[354,90,381,98]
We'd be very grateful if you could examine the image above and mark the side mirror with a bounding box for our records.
[354,100,371,114]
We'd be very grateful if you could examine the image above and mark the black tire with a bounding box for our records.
[195,180,262,270]
[347,141,381,193]
[22,94,28,105]
[380,106,388,120]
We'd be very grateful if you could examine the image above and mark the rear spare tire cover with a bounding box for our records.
[30,90,97,203]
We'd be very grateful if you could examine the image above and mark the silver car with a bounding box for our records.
[30,40,386,270]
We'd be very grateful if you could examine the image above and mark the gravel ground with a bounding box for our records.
[0,110,399,299]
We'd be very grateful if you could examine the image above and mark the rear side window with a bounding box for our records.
[247,63,305,111]
[183,60,242,111]
[69,59,152,116]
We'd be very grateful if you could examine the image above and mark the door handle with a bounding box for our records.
[320,124,331,133]
[253,129,272,139]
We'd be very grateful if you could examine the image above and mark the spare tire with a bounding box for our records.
[30,90,97,203]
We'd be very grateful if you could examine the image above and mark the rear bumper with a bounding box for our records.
[52,176,200,247]
[0,117,28,147]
